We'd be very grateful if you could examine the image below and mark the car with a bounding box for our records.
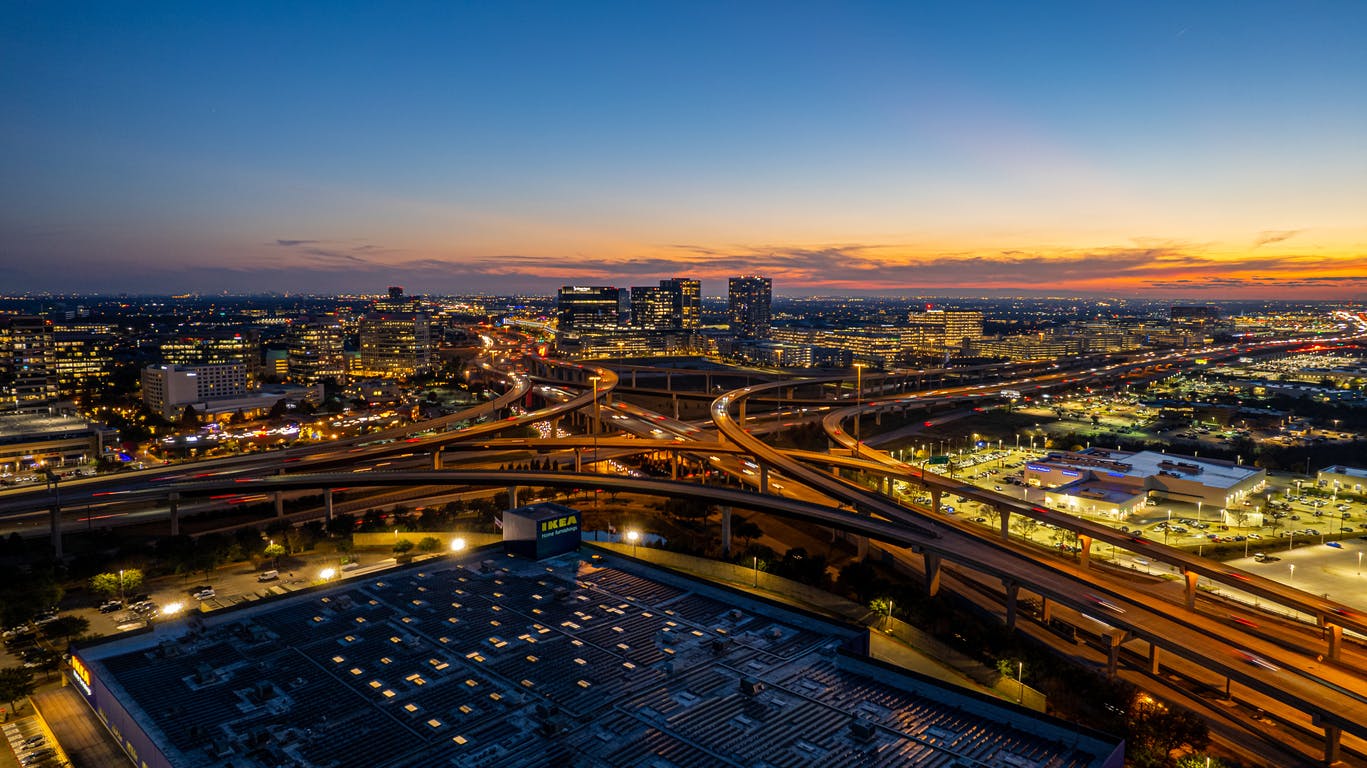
[192,588,215,600]
[21,735,45,748]
[257,570,280,582]
[98,600,123,613]
[1247,533,1262,540]
[1326,541,1343,548]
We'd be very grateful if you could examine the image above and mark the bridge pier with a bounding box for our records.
[169,492,180,537]
[1182,569,1199,610]
[930,489,942,515]
[1105,632,1124,679]
[1003,580,1020,631]
[508,486,520,508]
[49,503,62,559]
[1323,722,1342,765]
[1077,534,1092,569]
[738,401,746,425]
[274,491,284,518]
[721,506,732,557]
[574,448,582,472]
[998,508,1011,541]
[1148,643,1160,675]
[324,488,334,524]
[432,449,442,470]
[670,450,679,481]
[672,394,679,420]
[856,535,868,560]
[923,552,942,597]
[758,465,768,493]
[1040,597,1053,624]
[1326,623,1343,661]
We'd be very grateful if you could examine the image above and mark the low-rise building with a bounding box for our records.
[1025,448,1265,515]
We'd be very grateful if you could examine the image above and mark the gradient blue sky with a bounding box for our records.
[3,1,1365,297]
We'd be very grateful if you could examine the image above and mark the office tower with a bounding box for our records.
[659,278,701,330]
[0,315,57,411]
[630,286,675,330]
[557,287,626,333]
[52,329,116,398]
[162,332,262,387]
[287,314,347,384]
[728,276,772,339]
[376,286,419,312]
[359,293,432,378]
[905,309,984,354]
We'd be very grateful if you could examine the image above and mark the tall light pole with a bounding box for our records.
[1289,563,1295,584]
[588,375,601,473]
[853,363,867,456]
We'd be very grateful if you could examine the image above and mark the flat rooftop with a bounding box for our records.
[1035,448,1261,490]
[1321,465,1367,481]
[75,549,1122,768]
[0,412,101,441]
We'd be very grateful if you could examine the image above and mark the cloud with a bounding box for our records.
[274,239,319,247]
[1252,229,1303,248]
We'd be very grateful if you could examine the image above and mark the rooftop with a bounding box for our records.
[1034,448,1261,490]
[1321,466,1367,481]
[75,549,1122,768]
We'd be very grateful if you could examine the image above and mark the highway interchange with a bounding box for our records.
[5,330,1367,765]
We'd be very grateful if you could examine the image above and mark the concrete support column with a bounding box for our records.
[758,465,769,493]
[856,535,868,560]
[670,450,679,480]
[665,371,672,391]
[738,401,746,425]
[923,552,942,596]
[1182,570,1199,611]
[169,492,180,537]
[1105,632,1123,679]
[1040,597,1053,624]
[49,503,63,559]
[1077,534,1092,569]
[721,506,733,557]
[1003,581,1020,631]
[508,486,520,509]
[1148,643,1161,675]
[931,488,942,515]
[672,394,679,420]
[631,370,637,388]
[1327,623,1343,661]
[274,491,284,518]
[574,448,582,473]
[999,509,1011,541]
[882,476,891,495]
[1324,723,1342,765]
[432,449,442,470]
[324,488,334,524]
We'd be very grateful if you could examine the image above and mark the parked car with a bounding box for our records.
[98,600,123,613]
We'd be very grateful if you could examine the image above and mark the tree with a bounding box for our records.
[416,536,441,553]
[1128,694,1209,767]
[733,518,763,549]
[90,569,143,600]
[0,667,35,714]
[41,616,90,648]
[180,404,202,428]
[264,542,286,566]
[229,409,247,425]
[869,597,895,627]
[1011,516,1040,542]
[393,539,415,555]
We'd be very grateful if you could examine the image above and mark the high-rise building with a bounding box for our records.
[53,329,115,398]
[287,314,347,384]
[358,312,432,378]
[162,332,262,387]
[728,276,772,339]
[630,286,675,330]
[905,309,984,354]
[659,278,701,330]
[557,287,626,333]
[0,315,57,412]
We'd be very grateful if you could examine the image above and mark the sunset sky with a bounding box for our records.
[3,2,1365,298]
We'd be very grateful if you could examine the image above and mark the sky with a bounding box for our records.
[3,1,1366,299]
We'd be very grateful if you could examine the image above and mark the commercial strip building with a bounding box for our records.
[0,412,117,476]
[1318,465,1367,494]
[1025,448,1266,521]
[68,544,1122,768]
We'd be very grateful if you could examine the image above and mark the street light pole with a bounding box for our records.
[588,375,601,473]
[853,363,866,456]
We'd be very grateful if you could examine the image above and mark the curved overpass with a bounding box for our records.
[710,368,1367,762]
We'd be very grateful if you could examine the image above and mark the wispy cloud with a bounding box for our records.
[1252,229,1303,248]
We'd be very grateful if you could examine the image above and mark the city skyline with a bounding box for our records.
[3,2,1366,298]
